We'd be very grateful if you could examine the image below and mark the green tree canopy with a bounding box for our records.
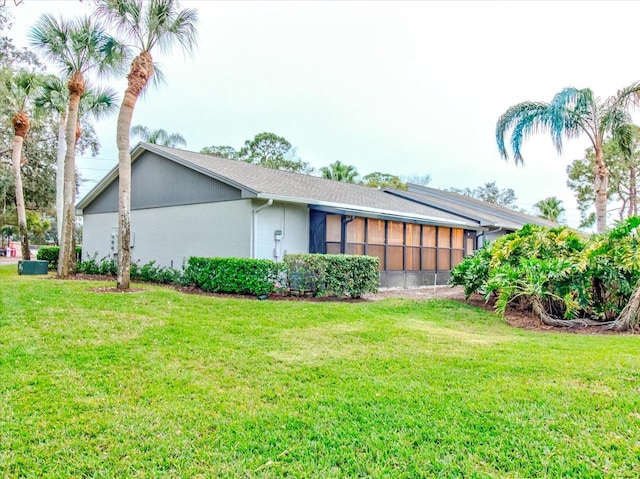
[237,132,313,174]
[450,181,519,209]
[567,126,640,228]
[200,145,237,158]
[360,172,407,190]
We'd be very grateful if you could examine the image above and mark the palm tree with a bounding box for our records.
[320,161,359,183]
[30,14,126,277]
[96,0,198,290]
[533,196,565,223]
[496,83,640,233]
[36,78,118,243]
[5,70,41,260]
[130,124,186,147]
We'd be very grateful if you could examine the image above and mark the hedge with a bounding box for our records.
[284,254,379,298]
[37,246,82,270]
[182,257,284,296]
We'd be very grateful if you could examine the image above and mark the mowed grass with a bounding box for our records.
[1,265,640,478]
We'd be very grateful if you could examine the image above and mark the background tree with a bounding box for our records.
[360,172,407,190]
[30,14,126,277]
[200,145,237,158]
[496,83,640,233]
[533,196,565,223]
[403,173,431,187]
[568,126,640,227]
[237,132,312,173]
[96,0,198,290]
[320,161,359,183]
[131,124,186,147]
[449,181,519,209]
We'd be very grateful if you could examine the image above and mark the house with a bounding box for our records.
[77,143,554,287]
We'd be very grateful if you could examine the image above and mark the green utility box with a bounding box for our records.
[18,260,49,275]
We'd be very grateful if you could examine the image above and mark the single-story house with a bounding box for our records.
[77,143,556,287]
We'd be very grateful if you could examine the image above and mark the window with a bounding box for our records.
[423,226,436,247]
[368,219,385,244]
[326,215,342,242]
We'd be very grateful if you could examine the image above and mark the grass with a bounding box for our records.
[1,265,640,478]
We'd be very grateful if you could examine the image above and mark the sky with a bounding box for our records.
[5,0,640,229]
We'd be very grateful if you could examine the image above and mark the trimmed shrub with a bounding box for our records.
[284,254,379,298]
[183,257,284,296]
[37,246,82,270]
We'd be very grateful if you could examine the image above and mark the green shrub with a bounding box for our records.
[37,246,59,270]
[37,246,82,270]
[77,255,117,276]
[284,254,379,298]
[183,257,284,296]
[131,260,183,285]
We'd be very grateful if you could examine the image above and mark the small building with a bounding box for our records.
[77,143,553,287]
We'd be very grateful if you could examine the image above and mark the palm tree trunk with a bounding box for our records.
[117,51,154,290]
[11,134,30,261]
[58,72,84,278]
[55,112,66,244]
[629,166,637,217]
[593,143,608,233]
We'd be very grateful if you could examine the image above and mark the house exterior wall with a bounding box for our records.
[82,200,253,268]
[254,201,309,261]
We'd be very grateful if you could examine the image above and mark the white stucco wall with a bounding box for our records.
[81,199,310,268]
[253,201,309,261]
[82,200,253,268]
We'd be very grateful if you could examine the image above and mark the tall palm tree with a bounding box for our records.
[533,196,565,223]
[96,0,198,290]
[34,75,67,244]
[496,83,640,233]
[5,70,41,260]
[30,14,126,277]
[130,124,186,147]
[320,161,359,183]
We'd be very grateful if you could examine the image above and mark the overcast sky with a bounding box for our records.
[6,0,640,229]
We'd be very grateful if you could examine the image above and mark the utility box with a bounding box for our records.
[18,260,49,275]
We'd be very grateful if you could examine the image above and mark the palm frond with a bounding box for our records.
[495,101,549,164]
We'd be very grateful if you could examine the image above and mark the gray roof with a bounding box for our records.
[386,184,559,230]
[78,143,478,228]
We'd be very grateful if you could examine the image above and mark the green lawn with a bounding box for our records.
[1,265,639,478]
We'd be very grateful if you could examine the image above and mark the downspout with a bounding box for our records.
[252,199,273,258]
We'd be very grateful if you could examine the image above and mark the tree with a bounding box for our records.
[36,76,117,242]
[4,70,41,259]
[200,145,237,158]
[568,126,640,227]
[450,181,519,209]
[320,161,359,183]
[496,83,640,233]
[96,0,198,290]
[360,172,407,190]
[30,14,126,277]
[533,196,565,223]
[131,124,186,147]
[237,132,312,174]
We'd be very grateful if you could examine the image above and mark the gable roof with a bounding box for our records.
[77,143,479,229]
[386,184,559,230]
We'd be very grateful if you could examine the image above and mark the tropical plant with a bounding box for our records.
[4,70,41,260]
[95,0,198,290]
[496,83,640,233]
[130,124,186,147]
[533,196,565,223]
[320,161,359,183]
[30,14,126,277]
